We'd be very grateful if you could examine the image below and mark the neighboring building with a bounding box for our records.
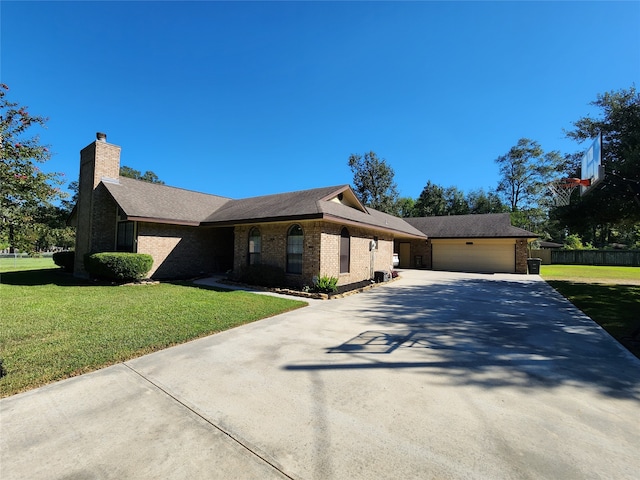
[404,214,537,274]
[71,134,426,287]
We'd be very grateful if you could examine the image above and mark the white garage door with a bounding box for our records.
[432,241,515,273]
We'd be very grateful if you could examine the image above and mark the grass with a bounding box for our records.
[0,255,57,273]
[0,264,306,397]
[541,265,640,359]
[541,264,640,284]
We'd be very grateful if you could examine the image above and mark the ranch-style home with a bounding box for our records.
[72,134,428,287]
[71,134,536,285]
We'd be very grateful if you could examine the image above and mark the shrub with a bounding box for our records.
[52,251,75,272]
[234,264,286,288]
[314,275,338,293]
[84,252,153,282]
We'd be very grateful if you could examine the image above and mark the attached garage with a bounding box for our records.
[432,239,515,273]
[405,214,538,274]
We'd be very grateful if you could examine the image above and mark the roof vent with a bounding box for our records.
[96,132,107,142]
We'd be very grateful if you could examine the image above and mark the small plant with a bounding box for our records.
[314,275,338,293]
[52,251,75,272]
[84,252,153,282]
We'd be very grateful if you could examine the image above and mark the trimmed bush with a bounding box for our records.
[52,251,75,272]
[84,252,153,282]
[234,264,286,288]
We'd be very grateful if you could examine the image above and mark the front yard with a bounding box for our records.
[0,261,306,397]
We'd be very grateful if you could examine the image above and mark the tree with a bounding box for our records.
[0,84,65,252]
[467,188,507,214]
[444,186,469,215]
[414,181,447,216]
[559,85,640,240]
[348,151,398,213]
[393,196,416,217]
[119,165,165,184]
[495,138,566,212]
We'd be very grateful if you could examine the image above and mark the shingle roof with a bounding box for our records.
[405,213,537,238]
[203,184,426,238]
[101,179,426,238]
[102,177,231,225]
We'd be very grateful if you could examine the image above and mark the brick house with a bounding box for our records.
[72,134,427,287]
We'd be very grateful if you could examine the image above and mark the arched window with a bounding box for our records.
[340,227,350,273]
[286,224,304,274]
[248,227,261,265]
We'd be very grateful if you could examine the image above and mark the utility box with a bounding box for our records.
[527,258,542,274]
[374,271,390,283]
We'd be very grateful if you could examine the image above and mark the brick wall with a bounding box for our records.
[232,220,395,288]
[138,223,233,279]
[515,238,528,274]
[74,137,122,276]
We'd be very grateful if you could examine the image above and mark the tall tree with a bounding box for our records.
[495,138,565,212]
[0,84,65,252]
[562,85,640,230]
[348,151,399,213]
[414,181,447,216]
[119,165,165,184]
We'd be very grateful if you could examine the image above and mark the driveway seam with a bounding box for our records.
[122,362,295,480]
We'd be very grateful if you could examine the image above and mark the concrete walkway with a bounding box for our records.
[2,270,639,479]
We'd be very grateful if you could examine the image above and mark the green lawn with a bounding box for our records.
[541,265,640,359]
[0,255,57,273]
[0,266,306,397]
[541,264,640,284]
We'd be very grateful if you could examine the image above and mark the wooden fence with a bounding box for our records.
[550,250,640,266]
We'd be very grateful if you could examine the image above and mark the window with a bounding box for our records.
[248,227,261,265]
[116,221,135,252]
[286,224,303,274]
[340,227,350,273]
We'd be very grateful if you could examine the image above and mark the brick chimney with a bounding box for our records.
[73,133,122,276]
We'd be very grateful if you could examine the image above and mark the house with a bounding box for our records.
[403,214,537,274]
[72,133,427,287]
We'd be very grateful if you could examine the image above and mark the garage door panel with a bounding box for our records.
[433,243,515,273]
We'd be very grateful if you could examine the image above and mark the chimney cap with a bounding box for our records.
[96,132,107,142]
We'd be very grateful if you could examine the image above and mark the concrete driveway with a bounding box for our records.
[2,270,639,479]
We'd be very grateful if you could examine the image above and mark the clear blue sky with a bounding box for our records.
[2,1,638,201]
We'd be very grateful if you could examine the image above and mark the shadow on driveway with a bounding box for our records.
[285,276,640,400]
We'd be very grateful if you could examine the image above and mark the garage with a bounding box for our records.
[404,213,538,274]
[432,239,515,273]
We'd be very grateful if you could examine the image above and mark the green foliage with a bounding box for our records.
[52,251,75,272]
[313,275,338,293]
[234,264,286,288]
[119,165,165,184]
[556,85,640,246]
[563,233,585,250]
[84,252,153,282]
[348,151,399,214]
[495,138,567,212]
[414,183,507,217]
[0,84,67,253]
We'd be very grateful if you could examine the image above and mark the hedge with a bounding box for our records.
[52,251,75,272]
[84,252,153,282]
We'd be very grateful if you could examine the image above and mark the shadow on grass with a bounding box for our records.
[0,269,93,287]
[546,280,640,359]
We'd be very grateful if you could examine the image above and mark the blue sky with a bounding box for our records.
[2,1,638,201]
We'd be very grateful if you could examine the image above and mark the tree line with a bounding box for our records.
[348,86,640,249]
[2,84,638,253]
